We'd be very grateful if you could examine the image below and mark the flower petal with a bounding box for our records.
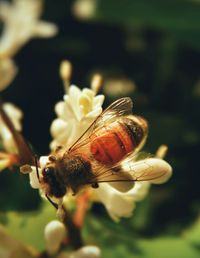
[93,183,136,222]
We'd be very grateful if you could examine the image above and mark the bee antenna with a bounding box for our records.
[34,155,40,183]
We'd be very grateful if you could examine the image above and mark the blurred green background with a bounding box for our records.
[0,0,200,257]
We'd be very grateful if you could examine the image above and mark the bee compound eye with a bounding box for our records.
[43,167,52,176]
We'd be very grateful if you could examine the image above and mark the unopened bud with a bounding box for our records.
[44,220,66,255]
[156,145,168,159]
[60,61,72,82]
[91,74,102,94]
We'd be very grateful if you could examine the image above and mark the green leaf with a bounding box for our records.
[183,217,200,247]
[84,0,200,49]
[0,202,56,251]
[138,237,200,258]
[84,213,200,258]
[91,0,200,31]
[0,225,37,258]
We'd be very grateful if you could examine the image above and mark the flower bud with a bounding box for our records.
[44,220,66,255]
[60,60,72,82]
[91,74,102,94]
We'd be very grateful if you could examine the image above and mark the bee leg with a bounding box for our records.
[91,182,99,189]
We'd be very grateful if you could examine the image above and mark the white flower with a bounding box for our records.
[44,220,67,256]
[50,85,104,150]
[0,102,23,153]
[0,0,58,58]
[0,58,17,91]
[92,182,150,222]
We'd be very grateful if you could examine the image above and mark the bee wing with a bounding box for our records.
[93,97,133,129]
[91,155,172,186]
[0,102,34,165]
[69,97,133,152]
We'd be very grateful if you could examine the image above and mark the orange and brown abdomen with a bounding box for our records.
[90,116,148,165]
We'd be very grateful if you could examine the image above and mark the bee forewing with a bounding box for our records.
[108,181,135,192]
[123,158,172,183]
[69,97,133,152]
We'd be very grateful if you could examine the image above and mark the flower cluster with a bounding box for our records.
[28,69,172,222]
[0,0,58,91]
[50,85,104,150]
[0,0,58,172]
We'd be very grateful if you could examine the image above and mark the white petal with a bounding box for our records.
[2,102,23,131]
[50,118,68,138]
[0,126,18,153]
[126,182,150,201]
[85,107,102,118]
[93,95,105,108]
[29,169,40,189]
[93,183,136,222]
[68,85,82,120]
[55,101,65,118]
[0,58,17,91]
[0,159,10,171]
[39,156,49,168]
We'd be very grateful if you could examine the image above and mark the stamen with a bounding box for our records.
[20,164,33,174]
[59,60,72,93]
[156,145,168,159]
[91,73,103,94]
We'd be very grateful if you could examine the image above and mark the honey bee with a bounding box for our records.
[39,97,167,199]
[0,97,170,201]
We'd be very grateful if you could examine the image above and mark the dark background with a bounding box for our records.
[1,0,200,241]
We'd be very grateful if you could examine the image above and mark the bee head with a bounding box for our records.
[42,164,66,198]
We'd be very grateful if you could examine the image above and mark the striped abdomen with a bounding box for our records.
[90,116,148,165]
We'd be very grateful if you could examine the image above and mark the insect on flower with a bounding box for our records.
[0,97,171,204]
[39,97,170,199]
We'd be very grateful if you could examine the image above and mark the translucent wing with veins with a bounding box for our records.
[68,97,134,152]
[90,156,172,189]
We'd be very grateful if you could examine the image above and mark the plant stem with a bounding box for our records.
[61,205,84,249]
